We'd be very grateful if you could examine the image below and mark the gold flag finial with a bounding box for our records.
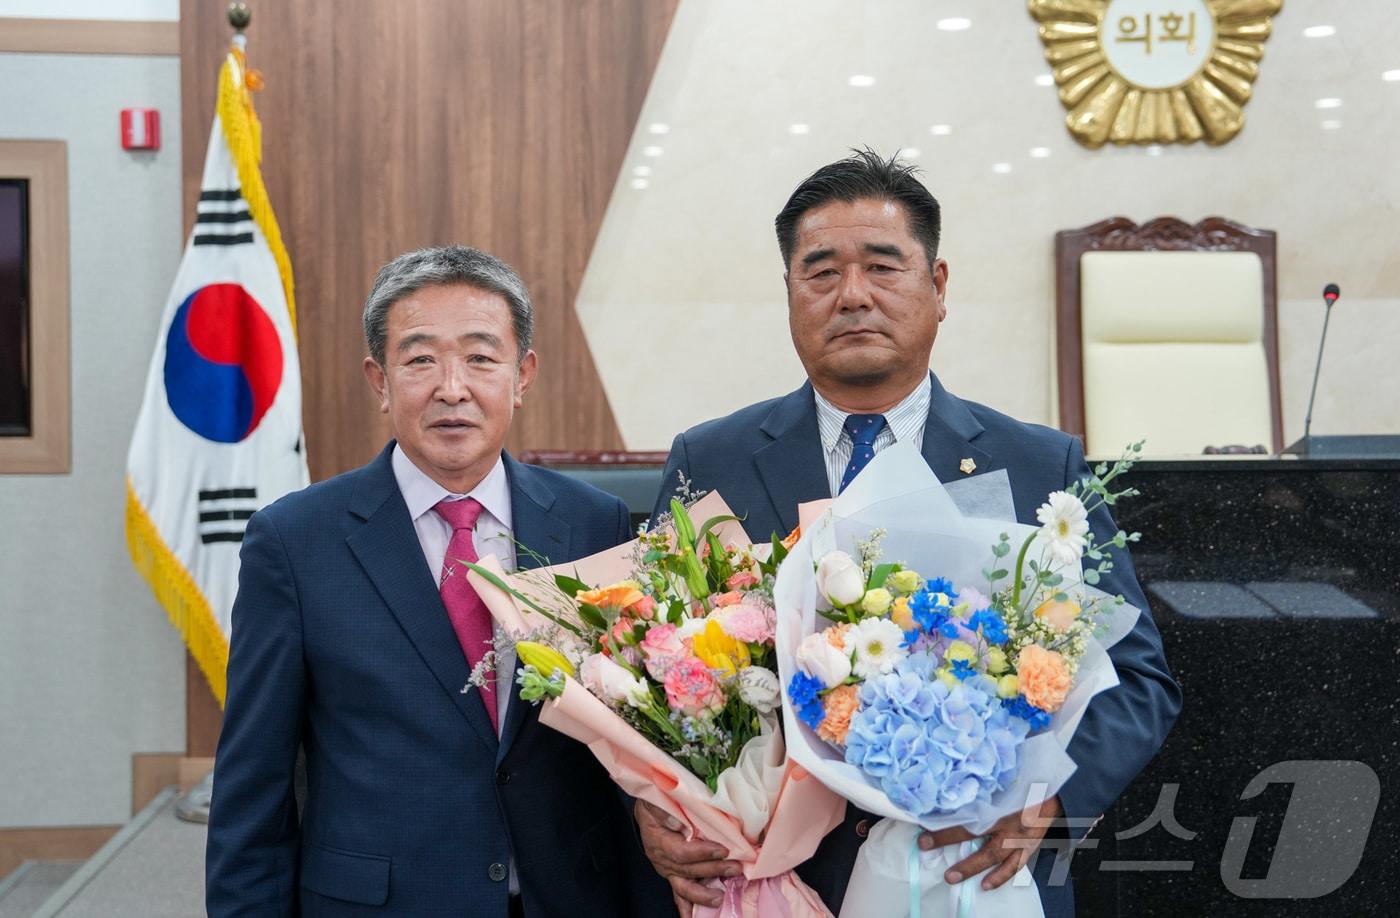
[228,2,251,33]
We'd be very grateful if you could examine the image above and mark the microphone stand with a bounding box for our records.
[1299,296,1336,445]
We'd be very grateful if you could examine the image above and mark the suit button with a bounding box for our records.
[855,819,870,838]
[488,862,507,882]
[496,769,511,786]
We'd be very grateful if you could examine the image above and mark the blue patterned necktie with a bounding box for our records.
[839,413,887,493]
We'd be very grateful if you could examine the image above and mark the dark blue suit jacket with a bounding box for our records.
[651,376,1181,918]
[207,444,674,917]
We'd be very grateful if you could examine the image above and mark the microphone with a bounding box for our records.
[1301,283,1341,442]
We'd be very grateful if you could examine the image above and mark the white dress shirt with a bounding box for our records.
[812,374,932,497]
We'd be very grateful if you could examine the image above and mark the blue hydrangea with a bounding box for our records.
[1003,695,1052,732]
[843,662,1029,816]
[788,671,828,730]
[969,608,1008,644]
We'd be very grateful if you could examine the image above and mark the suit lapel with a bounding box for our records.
[921,373,994,482]
[496,454,572,761]
[346,444,499,751]
[752,383,833,538]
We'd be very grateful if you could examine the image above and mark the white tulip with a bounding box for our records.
[816,550,866,606]
[796,631,853,689]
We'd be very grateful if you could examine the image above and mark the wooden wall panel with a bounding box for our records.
[181,0,679,483]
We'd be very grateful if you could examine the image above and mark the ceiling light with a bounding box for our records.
[1321,120,1342,130]
[1029,146,1051,158]
[788,123,811,135]
[930,124,952,136]
[1315,97,1342,109]
[937,18,972,31]
[1383,69,1400,82]
[632,165,651,177]
[1034,74,1055,87]
[992,162,1012,174]
[1303,25,1336,38]
[1146,144,1164,157]
[848,74,876,87]
[630,178,649,190]
[647,123,670,135]
[642,145,664,157]
[900,148,922,159]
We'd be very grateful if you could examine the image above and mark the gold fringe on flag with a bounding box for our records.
[125,478,230,706]
[217,45,298,338]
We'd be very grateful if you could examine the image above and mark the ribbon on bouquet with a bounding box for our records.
[908,836,982,918]
[840,819,1044,918]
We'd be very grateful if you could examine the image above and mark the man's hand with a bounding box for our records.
[918,795,1063,891]
[634,799,743,915]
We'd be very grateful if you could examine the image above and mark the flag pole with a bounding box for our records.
[174,0,254,826]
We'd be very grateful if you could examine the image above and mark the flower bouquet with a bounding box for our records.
[465,492,844,917]
[774,442,1144,918]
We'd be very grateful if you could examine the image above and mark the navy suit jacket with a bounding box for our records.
[207,444,674,917]
[651,376,1181,918]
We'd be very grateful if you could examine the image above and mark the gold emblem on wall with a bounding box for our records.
[1028,0,1283,147]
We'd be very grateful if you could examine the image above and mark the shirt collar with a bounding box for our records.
[391,443,513,530]
[813,373,932,453]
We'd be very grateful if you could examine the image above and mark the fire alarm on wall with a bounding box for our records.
[120,109,161,151]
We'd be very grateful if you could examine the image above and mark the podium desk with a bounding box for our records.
[1074,457,1399,917]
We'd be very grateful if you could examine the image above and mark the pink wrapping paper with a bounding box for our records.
[466,492,845,917]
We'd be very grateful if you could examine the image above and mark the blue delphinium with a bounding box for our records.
[1003,695,1052,732]
[950,659,976,681]
[788,671,827,730]
[909,579,957,634]
[969,607,1008,644]
[844,657,1029,816]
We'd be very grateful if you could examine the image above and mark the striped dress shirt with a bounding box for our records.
[812,374,932,497]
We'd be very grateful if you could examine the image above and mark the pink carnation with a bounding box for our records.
[726,571,760,590]
[640,622,691,680]
[718,603,774,644]
[663,657,725,717]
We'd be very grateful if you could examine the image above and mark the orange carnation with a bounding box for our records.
[817,684,859,745]
[577,581,646,611]
[781,526,802,550]
[824,623,853,649]
[1016,644,1071,712]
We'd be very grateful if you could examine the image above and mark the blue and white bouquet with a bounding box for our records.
[774,443,1142,918]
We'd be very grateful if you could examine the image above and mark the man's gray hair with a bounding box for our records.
[363,245,535,365]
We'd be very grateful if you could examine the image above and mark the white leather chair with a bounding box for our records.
[1055,218,1283,457]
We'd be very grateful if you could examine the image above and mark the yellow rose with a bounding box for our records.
[996,674,1020,698]
[944,640,977,663]
[516,641,575,678]
[985,647,1009,675]
[888,570,921,593]
[861,588,893,616]
[890,597,915,631]
[692,619,750,678]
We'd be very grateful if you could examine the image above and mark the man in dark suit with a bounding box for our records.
[634,151,1181,917]
[206,246,673,917]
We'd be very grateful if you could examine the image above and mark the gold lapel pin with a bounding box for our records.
[959,458,977,475]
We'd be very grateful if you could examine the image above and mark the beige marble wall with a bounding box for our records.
[576,0,1399,451]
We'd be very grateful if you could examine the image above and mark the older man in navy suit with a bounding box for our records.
[635,150,1181,917]
[206,246,673,917]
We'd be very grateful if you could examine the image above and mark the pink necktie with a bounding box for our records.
[432,497,498,732]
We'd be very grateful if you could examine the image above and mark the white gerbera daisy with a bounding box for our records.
[1036,490,1089,567]
[845,617,908,679]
